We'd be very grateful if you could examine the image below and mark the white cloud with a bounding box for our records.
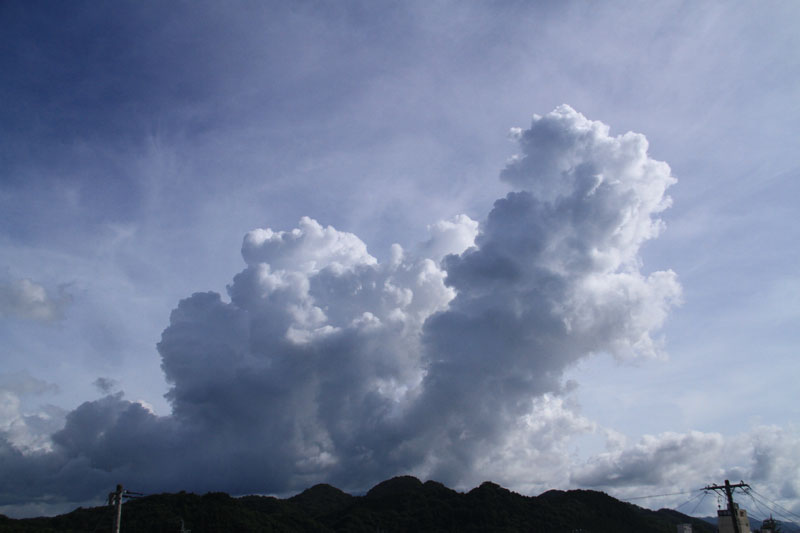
[502,105,675,272]
[573,430,726,488]
[0,279,71,322]
[463,393,597,494]
[418,214,479,262]
[572,426,800,517]
[242,216,377,273]
[0,373,64,453]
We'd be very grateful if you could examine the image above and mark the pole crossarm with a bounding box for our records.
[703,481,750,493]
[702,480,750,533]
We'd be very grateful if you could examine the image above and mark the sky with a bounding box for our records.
[1,0,799,522]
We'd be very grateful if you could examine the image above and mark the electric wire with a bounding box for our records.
[743,491,768,523]
[623,489,697,501]
[674,490,706,512]
[688,491,709,516]
[745,488,800,526]
[748,487,800,522]
[746,489,790,522]
[743,488,800,529]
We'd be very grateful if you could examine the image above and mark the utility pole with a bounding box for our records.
[703,479,750,533]
[108,484,124,533]
[107,484,143,533]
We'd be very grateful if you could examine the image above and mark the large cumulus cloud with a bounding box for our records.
[2,106,700,513]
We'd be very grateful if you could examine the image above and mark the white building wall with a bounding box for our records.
[718,508,751,533]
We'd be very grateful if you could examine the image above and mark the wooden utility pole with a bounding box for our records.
[106,485,144,532]
[703,479,750,533]
[108,484,123,533]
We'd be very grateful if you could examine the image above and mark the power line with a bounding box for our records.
[750,501,796,526]
[742,490,771,523]
[673,490,706,513]
[689,491,709,516]
[746,488,800,524]
[750,488,800,521]
[675,491,704,510]
[623,489,698,501]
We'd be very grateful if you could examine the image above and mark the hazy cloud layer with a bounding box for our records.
[0,106,716,512]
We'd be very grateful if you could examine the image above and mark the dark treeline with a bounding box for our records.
[0,476,716,532]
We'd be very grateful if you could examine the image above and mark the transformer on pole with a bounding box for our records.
[702,480,751,533]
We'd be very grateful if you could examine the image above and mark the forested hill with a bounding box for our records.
[0,476,715,532]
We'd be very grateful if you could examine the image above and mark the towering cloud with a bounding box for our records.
[401,105,680,483]
[0,107,688,511]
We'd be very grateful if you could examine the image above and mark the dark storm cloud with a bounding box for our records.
[0,106,682,509]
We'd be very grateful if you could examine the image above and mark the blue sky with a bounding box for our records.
[1,0,799,521]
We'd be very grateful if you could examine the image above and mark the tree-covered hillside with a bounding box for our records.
[0,476,716,532]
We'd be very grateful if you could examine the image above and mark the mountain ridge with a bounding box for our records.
[0,476,717,532]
